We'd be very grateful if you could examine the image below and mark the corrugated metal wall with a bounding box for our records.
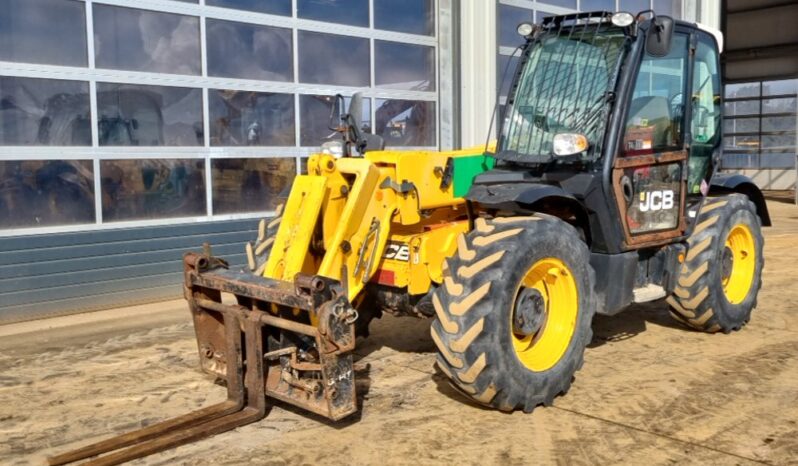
[0,219,258,323]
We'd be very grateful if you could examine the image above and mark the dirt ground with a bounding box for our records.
[1,199,797,465]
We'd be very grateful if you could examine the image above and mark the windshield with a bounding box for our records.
[499,22,628,163]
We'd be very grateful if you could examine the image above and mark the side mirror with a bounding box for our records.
[348,92,364,130]
[328,94,345,131]
[645,15,674,57]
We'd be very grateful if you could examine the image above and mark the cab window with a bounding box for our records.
[622,33,689,156]
[687,34,721,194]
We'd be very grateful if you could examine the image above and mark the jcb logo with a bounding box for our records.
[383,242,410,261]
[639,190,675,212]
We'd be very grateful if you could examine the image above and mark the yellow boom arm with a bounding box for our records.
[263,148,483,303]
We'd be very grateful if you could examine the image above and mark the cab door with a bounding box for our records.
[612,32,691,248]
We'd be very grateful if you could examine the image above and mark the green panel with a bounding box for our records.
[452,154,495,198]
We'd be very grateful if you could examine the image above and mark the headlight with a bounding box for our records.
[321,140,344,158]
[517,22,534,37]
[611,11,635,28]
[552,133,589,157]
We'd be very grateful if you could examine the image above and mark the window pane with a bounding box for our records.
[500,27,627,159]
[374,0,434,36]
[690,36,721,146]
[619,0,651,13]
[375,99,435,147]
[0,160,95,228]
[93,5,200,75]
[297,0,369,27]
[653,0,682,17]
[762,116,796,132]
[724,135,759,151]
[207,20,292,81]
[0,77,91,146]
[299,94,371,146]
[722,153,759,169]
[761,135,796,149]
[298,32,370,86]
[101,159,206,221]
[498,4,533,48]
[724,100,759,117]
[212,158,296,214]
[724,117,758,134]
[763,97,796,115]
[497,54,520,98]
[724,82,759,99]
[687,35,721,193]
[762,79,798,96]
[209,90,295,146]
[207,0,291,15]
[375,41,435,91]
[541,0,576,8]
[760,153,795,169]
[97,83,204,146]
[623,34,688,155]
[0,0,87,67]
[581,0,616,11]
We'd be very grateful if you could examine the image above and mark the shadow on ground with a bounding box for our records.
[763,190,796,205]
[589,300,688,348]
[352,298,695,410]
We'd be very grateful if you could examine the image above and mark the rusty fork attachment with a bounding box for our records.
[48,252,358,466]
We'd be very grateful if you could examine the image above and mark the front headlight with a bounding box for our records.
[552,133,589,157]
[321,140,344,158]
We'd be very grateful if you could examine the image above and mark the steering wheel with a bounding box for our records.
[669,92,684,118]
[691,103,717,143]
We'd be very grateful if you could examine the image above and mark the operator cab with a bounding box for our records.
[470,10,744,254]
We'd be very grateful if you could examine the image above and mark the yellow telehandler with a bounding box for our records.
[51,10,770,466]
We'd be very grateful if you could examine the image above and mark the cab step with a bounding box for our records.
[632,284,667,303]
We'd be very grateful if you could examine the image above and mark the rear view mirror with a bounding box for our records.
[646,15,674,57]
[328,94,345,131]
[348,92,364,130]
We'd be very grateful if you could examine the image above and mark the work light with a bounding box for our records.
[611,11,635,27]
[517,22,534,37]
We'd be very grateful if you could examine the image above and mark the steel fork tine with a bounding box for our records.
[80,407,267,466]
[46,401,241,466]
[74,314,267,466]
[48,312,246,466]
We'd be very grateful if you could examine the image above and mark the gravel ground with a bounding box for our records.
[1,199,797,465]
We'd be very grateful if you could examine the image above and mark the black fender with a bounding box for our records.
[709,173,771,226]
[466,181,592,244]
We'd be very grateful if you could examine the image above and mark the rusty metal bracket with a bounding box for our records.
[49,251,358,465]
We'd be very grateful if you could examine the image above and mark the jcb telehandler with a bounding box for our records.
[51,10,770,466]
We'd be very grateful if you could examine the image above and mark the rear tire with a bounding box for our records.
[245,203,377,337]
[431,215,596,412]
[245,204,283,276]
[667,194,764,333]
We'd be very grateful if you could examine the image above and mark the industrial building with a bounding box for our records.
[0,0,795,321]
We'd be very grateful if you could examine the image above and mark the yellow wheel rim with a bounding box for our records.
[722,224,756,305]
[511,258,578,372]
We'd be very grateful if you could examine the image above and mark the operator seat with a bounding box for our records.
[626,96,675,148]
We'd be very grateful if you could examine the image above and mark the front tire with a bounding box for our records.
[431,215,596,412]
[667,194,764,333]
